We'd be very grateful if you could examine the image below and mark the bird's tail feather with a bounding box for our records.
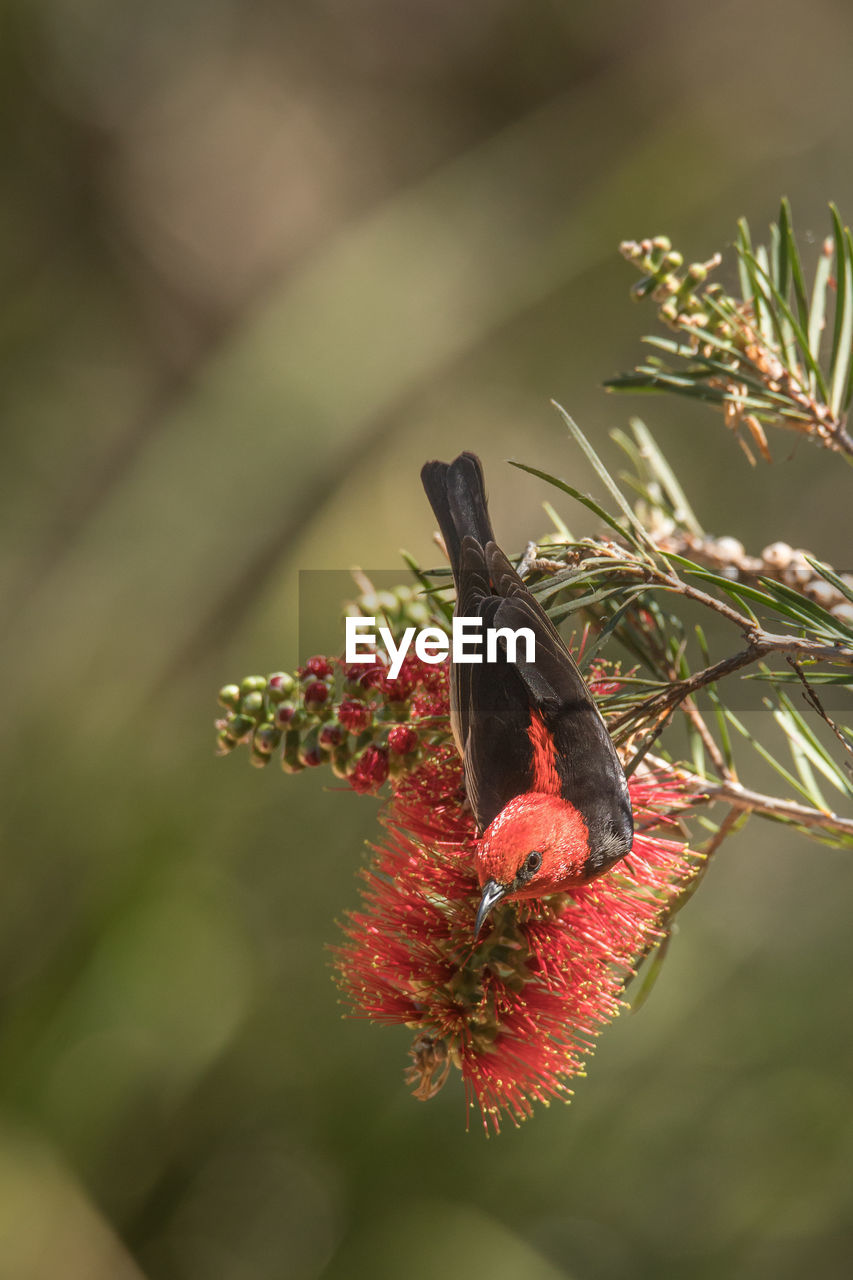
[421,452,495,586]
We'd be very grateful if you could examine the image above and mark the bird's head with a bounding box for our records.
[473,792,592,937]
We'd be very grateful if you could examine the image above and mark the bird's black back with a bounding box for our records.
[421,453,633,868]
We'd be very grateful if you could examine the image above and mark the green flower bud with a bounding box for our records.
[228,713,255,742]
[240,675,267,696]
[281,728,305,774]
[240,690,265,718]
[330,744,353,778]
[218,684,241,710]
[266,672,296,702]
[253,722,282,754]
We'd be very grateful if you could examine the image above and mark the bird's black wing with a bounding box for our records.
[484,545,633,867]
[421,454,632,859]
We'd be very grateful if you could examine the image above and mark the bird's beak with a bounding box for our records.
[474,878,507,939]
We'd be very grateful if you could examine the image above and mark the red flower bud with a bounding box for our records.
[349,745,389,794]
[319,724,344,748]
[304,681,330,710]
[338,700,373,733]
[267,672,296,700]
[275,703,297,727]
[387,725,418,755]
[301,655,334,680]
[344,660,385,691]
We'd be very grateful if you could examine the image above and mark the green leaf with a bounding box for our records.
[773,704,830,809]
[508,460,643,552]
[694,624,736,775]
[808,235,833,388]
[630,931,674,1012]
[627,418,704,536]
[724,707,830,806]
[774,687,852,796]
[759,576,853,639]
[548,583,634,624]
[745,670,853,685]
[736,217,755,306]
[845,228,853,413]
[745,248,831,402]
[804,555,853,605]
[550,402,659,559]
[542,500,571,539]
[578,589,652,671]
[780,198,811,332]
[828,205,853,416]
[686,711,706,779]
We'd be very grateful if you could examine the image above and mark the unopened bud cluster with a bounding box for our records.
[345,581,436,634]
[620,236,724,332]
[215,650,448,794]
[659,534,853,630]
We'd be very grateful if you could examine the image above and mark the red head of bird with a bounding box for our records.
[473,792,594,936]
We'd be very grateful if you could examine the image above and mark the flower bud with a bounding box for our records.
[240,675,267,696]
[350,744,389,794]
[267,672,296,702]
[301,655,334,680]
[809,581,839,610]
[281,728,304,774]
[338,700,373,733]
[275,702,297,728]
[388,725,418,755]
[762,541,792,570]
[240,691,265,718]
[218,684,241,710]
[831,602,853,627]
[253,723,281,755]
[330,743,353,778]
[319,724,344,749]
[227,713,255,742]
[299,728,325,768]
[304,680,330,711]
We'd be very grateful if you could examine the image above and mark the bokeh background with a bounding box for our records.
[2,1,853,1276]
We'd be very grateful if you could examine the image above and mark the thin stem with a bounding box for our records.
[682,774,853,839]
[681,697,733,779]
[611,634,853,732]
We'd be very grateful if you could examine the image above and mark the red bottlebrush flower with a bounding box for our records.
[338,700,373,733]
[379,655,419,704]
[586,659,628,698]
[334,735,699,1132]
[387,725,418,755]
[349,744,390,794]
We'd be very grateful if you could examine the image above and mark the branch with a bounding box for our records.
[612,632,853,733]
[677,771,853,840]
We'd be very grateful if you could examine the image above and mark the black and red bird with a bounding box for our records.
[421,452,633,937]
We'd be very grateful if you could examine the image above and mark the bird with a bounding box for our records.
[420,452,633,938]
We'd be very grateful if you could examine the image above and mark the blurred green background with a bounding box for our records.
[2,1,853,1276]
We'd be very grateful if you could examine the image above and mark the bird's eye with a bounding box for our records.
[524,851,542,875]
